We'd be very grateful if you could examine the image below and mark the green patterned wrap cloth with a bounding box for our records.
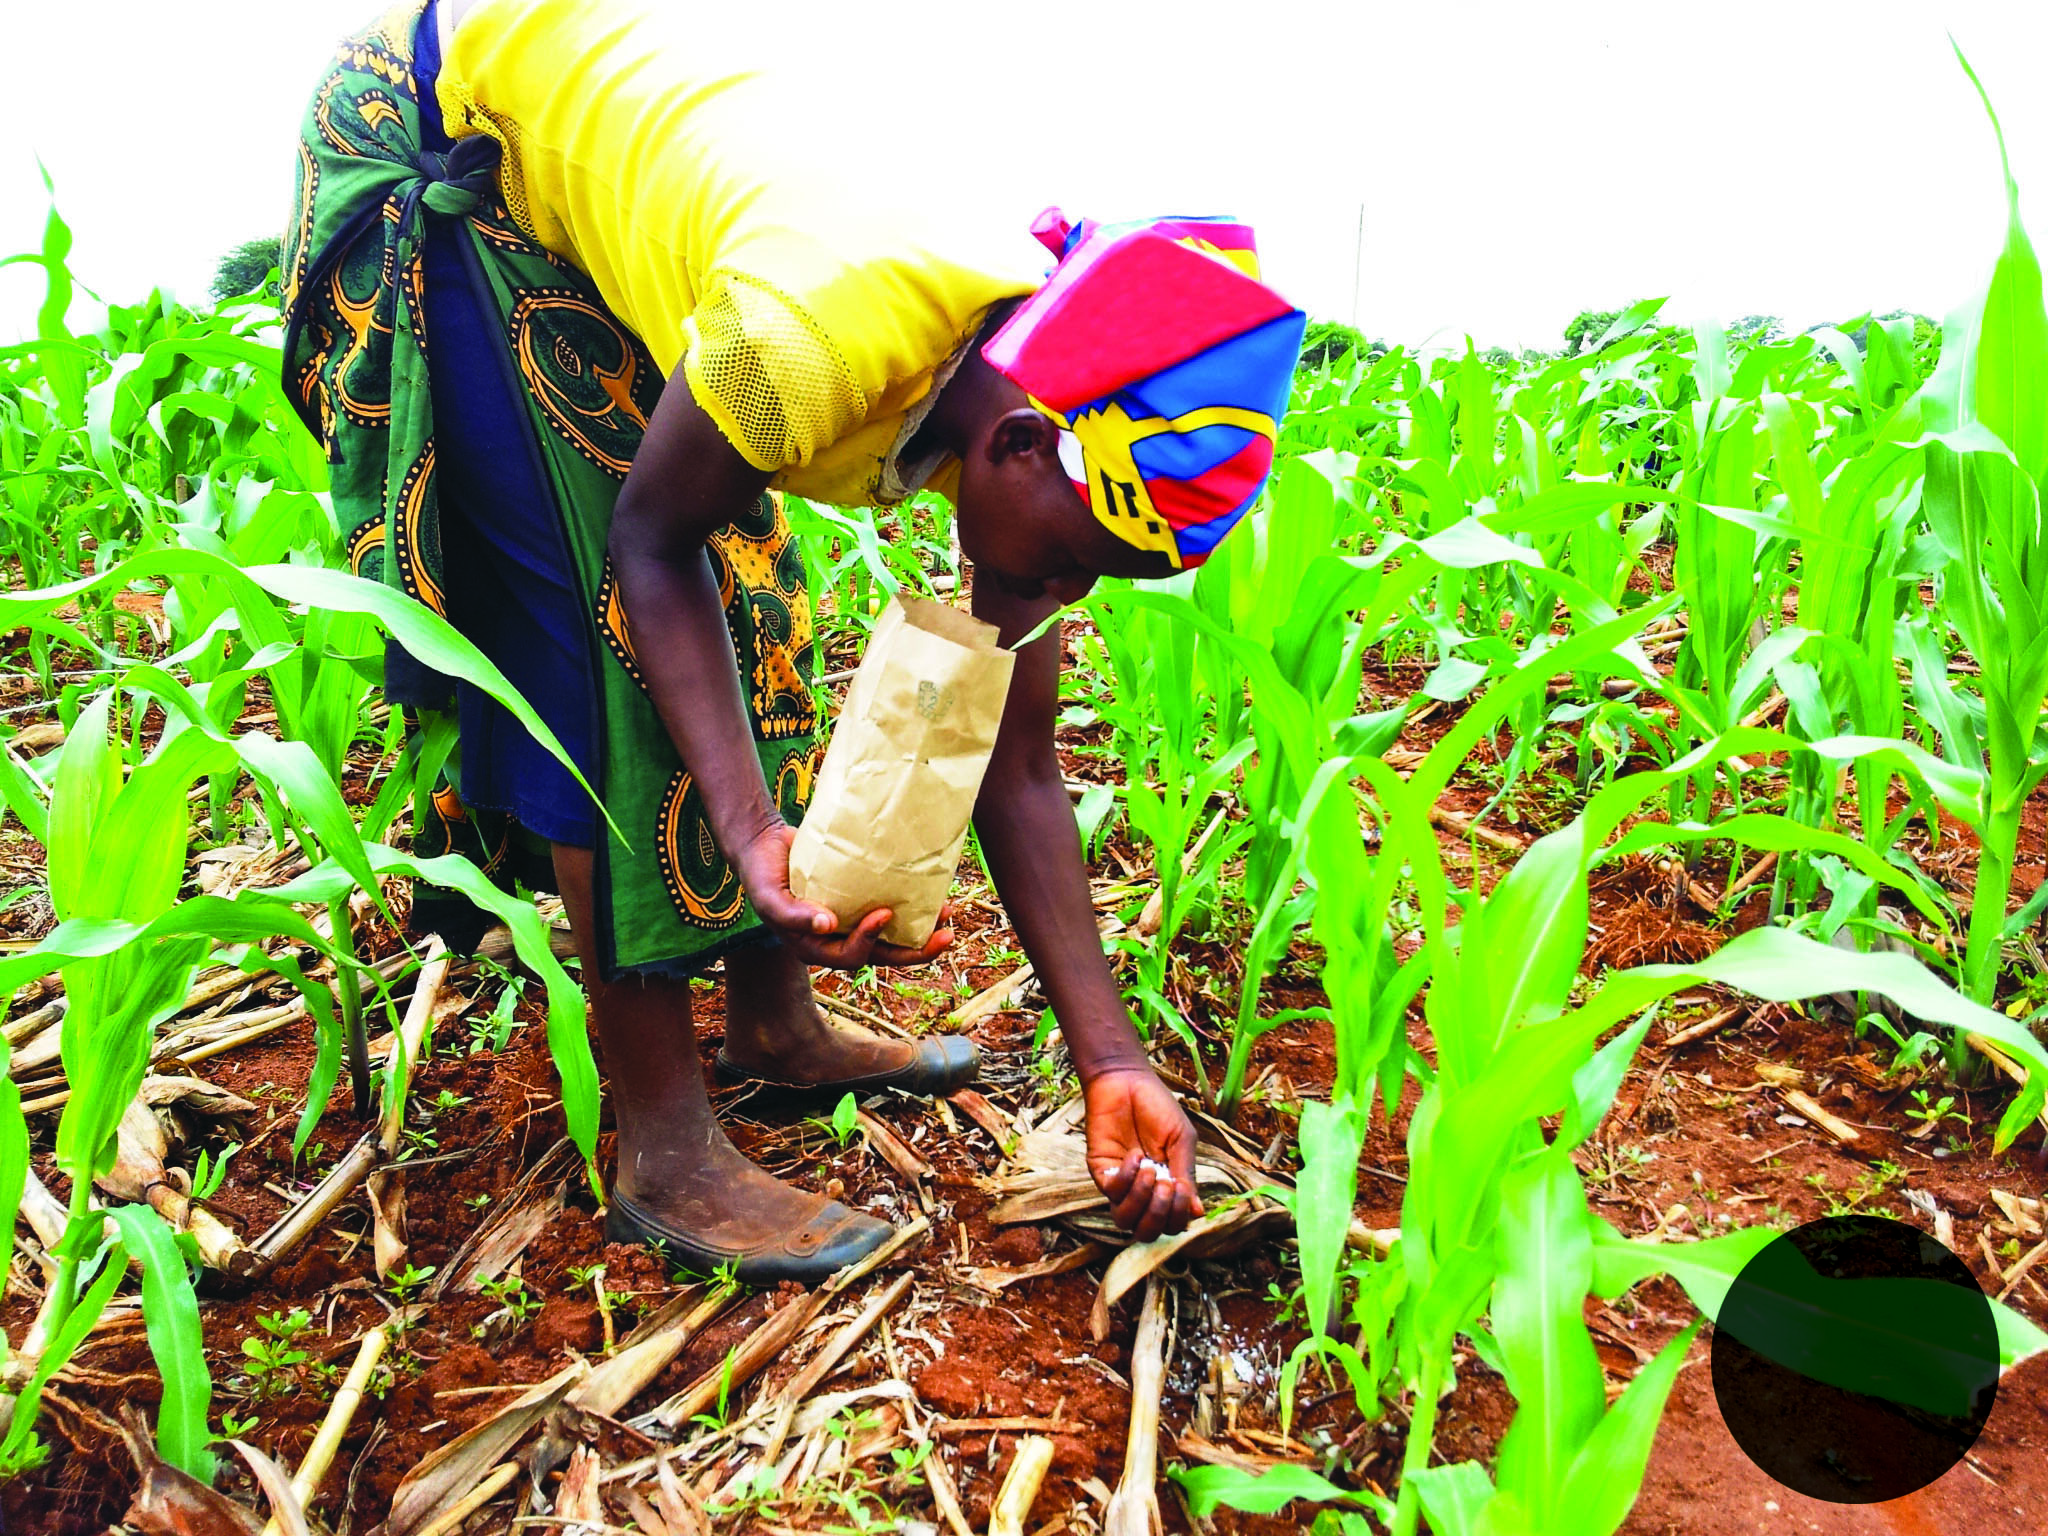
[281,1,822,976]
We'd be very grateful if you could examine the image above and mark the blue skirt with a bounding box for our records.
[413,0,597,849]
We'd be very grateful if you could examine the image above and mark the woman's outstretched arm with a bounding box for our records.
[608,368,946,970]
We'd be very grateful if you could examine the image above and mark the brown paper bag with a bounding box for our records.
[789,594,1016,947]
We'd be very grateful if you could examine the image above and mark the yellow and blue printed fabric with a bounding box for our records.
[982,210,1307,568]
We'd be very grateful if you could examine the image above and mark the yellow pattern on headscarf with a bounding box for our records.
[1033,397,1282,569]
[1180,238,1263,281]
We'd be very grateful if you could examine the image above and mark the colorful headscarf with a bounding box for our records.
[981,209,1306,569]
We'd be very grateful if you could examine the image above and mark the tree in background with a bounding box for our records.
[1562,306,1625,354]
[1807,308,1939,357]
[1298,319,1388,370]
[211,236,282,301]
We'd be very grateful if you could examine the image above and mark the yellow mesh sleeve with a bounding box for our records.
[681,270,869,472]
[434,76,540,244]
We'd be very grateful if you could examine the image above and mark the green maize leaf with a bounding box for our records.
[1416,996,1628,1252]
[1171,1461,1392,1522]
[1455,343,1498,491]
[1481,482,1674,538]
[1278,1333,1379,1440]
[245,564,625,841]
[1557,1013,1654,1152]
[1409,606,1677,807]
[300,991,348,1163]
[0,895,337,1186]
[1352,757,1453,955]
[60,935,210,1188]
[1638,926,2048,1149]
[231,731,386,916]
[1489,1149,1603,1526]
[1298,755,1414,1105]
[1640,1199,2026,1376]
[1072,781,1117,858]
[1762,394,1827,531]
[233,946,351,1161]
[1248,458,1341,644]
[1421,653,1490,703]
[44,690,119,921]
[1723,626,1814,726]
[364,709,457,845]
[1295,1097,1367,1341]
[1993,1294,2048,1366]
[81,728,235,923]
[0,913,319,1024]
[122,653,293,737]
[23,898,333,974]
[1703,1243,1997,1417]
[1808,327,1867,397]
[115,662,382,901]
[0,550,617,843]
[1587,1217,1775,1317]
[104,1204,213,1483]
[1592,298,1670,353]
[1462,1320,1508,1381]
[1570,726,1968,862]
[1408,516,1543,571]
[1274,556,1412,710]
[1692,319,1732,402]
[1387,459,1468,537]
[1805,732,1987,827]
[1124,984,1206,1096]
[1417,913,2048,1274]
[1086,590,1321,779]
[0,1219,125,1473]
[271,845,600,1190]
[1443,919,2048,1161]
[0,737,49,843]
[1458,821,1590,1065]
[33,186,76,342]
[1602,813,1948,929]
[1551,1322,1702,1536]
[1406,1461,1496,1536]
[1330,705,1408,762]
[1951,42,2048,489]
[0,1039,27,1285]
[2002,874,2048,940]
[1902,617,1986,772]
[106,335,284,441]
[1407,1230,1512,1361]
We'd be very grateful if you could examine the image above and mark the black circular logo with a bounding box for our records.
[1711,1215,1998,1502]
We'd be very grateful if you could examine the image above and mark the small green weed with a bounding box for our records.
[385,1263,436,1303]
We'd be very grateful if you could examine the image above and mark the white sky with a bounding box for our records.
[3,0,2045,352]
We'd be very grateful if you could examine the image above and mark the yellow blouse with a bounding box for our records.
[436,0,1041,506]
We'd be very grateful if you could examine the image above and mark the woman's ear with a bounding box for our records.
[986,406,1059,466]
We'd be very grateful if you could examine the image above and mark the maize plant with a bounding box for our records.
[1184,730,2048,1536]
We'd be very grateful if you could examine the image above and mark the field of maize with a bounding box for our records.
[3,66,2048,1536]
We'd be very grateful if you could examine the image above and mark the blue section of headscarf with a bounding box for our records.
[1173,500,1256,560]
[1130,422,1257,481]
[1128,311,1307,423]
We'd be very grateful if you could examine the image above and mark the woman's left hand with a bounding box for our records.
[1084,1065,1203,1242]
[732,821,954,969]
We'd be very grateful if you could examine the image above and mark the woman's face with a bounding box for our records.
[953,408,1175,603]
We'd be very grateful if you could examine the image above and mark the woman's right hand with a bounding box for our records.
[733,821,954,969]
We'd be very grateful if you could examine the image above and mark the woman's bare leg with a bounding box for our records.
[719,939,915,1082]
[551,843,827,1241]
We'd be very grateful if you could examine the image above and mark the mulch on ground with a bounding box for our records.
[0,639,2043,1533]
